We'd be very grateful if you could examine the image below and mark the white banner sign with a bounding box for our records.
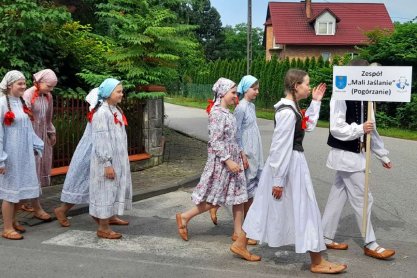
[332,66,412,102]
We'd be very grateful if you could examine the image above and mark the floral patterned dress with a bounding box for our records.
[191,106,248,206]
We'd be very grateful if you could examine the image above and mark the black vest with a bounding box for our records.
[327,101,368,153]
[274,104,304,152]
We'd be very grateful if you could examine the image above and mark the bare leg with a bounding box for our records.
[230,230,261,261]
[2,201,15,233]
[180,202,218,226]
[243,198,253,218]
[232,203,244,235]
[56,203,74,215]
[31,198,51,220]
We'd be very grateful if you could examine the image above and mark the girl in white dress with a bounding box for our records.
[230,69,347,274]
[0,71,44,240]
[89,78,132,239]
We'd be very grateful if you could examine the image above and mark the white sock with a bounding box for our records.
[366,241,386,253]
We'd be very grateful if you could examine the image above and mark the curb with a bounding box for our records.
[31,174,201,226]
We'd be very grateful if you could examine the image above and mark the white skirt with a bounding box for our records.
[243,151,326,253]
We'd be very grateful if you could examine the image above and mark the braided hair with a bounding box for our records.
[5,94,34,124]
[283,69,308,115]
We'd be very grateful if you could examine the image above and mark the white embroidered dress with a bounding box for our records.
[0,96,44,203]
[60,123,92,204]
[243,98,326,253]
[234,98,263,198]
[89,103,132,218]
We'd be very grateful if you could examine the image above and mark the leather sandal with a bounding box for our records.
[364,246,395,260]
[230,244,261,261]
[54,208,70,227]
[97,230,122,239]
[209,208,218,225]
[231,233,257,245]
[326,241,348,250]
[20,204,35,212]
[34,211,52,222]
[310,263,347,274]
[13,223,26,233]
[2,230,24,240]
[109,218,129,226]
[176,213,188,241]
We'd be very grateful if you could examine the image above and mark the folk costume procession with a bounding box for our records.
[0,61,398,274]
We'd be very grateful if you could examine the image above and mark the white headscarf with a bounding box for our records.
[0,70,25,96]
[85,87,99,111]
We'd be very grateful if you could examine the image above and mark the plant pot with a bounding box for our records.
[135,85,167,92]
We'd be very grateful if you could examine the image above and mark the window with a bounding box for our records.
[317,22,334,35]
[321,52,331,61]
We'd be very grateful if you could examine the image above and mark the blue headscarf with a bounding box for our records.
[98,78,121,100]
[237,75,258,96]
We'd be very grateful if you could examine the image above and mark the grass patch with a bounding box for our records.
[165,96,417,141]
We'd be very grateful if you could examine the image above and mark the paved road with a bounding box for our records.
[0,191,415,278]
[164,102,417,247]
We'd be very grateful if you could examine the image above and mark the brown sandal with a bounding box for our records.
[97,230,122,239]
[231,233,257,245]
[2,230,24,240]
[310,263,347,274]
[230,244,261,261]
[109,217,129,226]
[209,208,218,225]
[20,204,35,212]
[34,211,52,222]
[176,213,188,241]
[54,208,70,227]
[13,223,26,233]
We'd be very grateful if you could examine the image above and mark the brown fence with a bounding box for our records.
[52,96,145,168]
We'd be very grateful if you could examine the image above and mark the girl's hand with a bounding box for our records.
[382,161,392,169]
[0,167,5,175]
[272,186,283,199]
[104,166,115,179]
[225,159,241,174]
[241,153,249,170]
[48,134,57,146]
[312,83,326,101]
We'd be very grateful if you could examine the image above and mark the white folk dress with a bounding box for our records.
[243,98,326,253]
[0,96,44,203]
[234,98,263,198]
[89,103,132,219]
[60,123,92,204]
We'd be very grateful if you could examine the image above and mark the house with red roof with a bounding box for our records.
[264,0,394,60]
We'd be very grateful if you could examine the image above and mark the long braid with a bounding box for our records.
[20,96,34,120]
[6,94,11,112]
[290,88,302,116]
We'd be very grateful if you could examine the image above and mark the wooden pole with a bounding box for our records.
[361,101,373,238]
[247,0,252,75]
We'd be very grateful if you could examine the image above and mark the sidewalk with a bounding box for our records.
[1,128,207,227]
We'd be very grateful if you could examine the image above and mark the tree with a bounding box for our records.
[0,0,71,77]
[221,23,264,60]
[83,0,199,90]
[169,0,225,61]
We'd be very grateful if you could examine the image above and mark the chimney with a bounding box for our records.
[305,0,312,18]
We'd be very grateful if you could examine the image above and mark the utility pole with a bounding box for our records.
[247,0,252,75]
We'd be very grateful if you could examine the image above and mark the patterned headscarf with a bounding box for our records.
[212,77,235,98]
[206,77,236,114]
[98,78,120,100]
[0,70,25,96]
[33,69,58,87]
[237,75,258,95]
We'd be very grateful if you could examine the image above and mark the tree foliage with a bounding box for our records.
[83,0,199,90]
[0,0,71,77]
